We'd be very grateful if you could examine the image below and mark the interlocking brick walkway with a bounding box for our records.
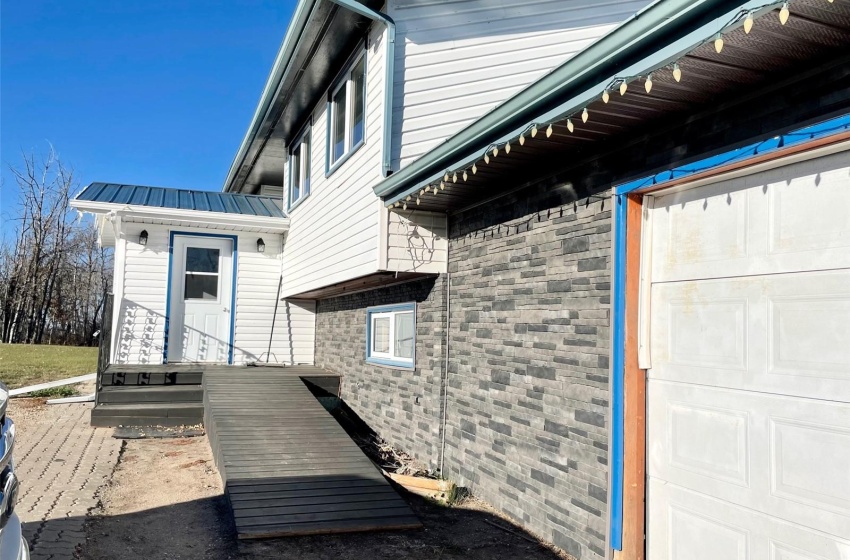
[11,401,121,560]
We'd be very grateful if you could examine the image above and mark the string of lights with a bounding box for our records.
[390,0,834,211]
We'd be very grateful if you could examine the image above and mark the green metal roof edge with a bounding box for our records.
[372,0,749,202]
[222,0,319,193]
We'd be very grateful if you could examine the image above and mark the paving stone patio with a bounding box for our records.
[11,401,121,560]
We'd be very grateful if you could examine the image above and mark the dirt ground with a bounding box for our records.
[81,435,570,560]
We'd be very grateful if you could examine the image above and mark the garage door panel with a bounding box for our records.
[647,380,850,539]
[647,478,850,560]
[651,150,850,283]
[650,270,850,402]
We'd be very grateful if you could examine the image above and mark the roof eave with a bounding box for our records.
[372,0,750,204]
[70,200,290,233]
[222,0,319,194]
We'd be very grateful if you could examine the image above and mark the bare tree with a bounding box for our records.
[0,147,112,346]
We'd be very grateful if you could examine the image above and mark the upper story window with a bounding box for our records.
[366,303,415,369]
[288,126,311,209]
[328,53,366,172]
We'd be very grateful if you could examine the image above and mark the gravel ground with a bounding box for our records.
[82,434,570,560]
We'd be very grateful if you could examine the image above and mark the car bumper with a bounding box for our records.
[0,513,27,560]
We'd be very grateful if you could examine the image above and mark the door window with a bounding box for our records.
[184,247,220,300]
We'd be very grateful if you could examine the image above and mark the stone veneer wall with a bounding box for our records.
[313,184,612,560]
[443,184,613,560]
[314,276,446,470]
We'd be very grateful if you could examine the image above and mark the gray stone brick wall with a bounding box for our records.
[314,276,446,469]
[444,184,613,560]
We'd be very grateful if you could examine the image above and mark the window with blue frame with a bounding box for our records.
[366,303,415,368]
[328,52,366,171]
[288,126,311,209]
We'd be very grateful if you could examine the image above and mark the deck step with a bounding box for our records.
[98,385,203,404]
[90,402,204,427]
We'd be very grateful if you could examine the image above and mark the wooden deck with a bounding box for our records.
[203,366,421,539]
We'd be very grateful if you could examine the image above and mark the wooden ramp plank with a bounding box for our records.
[203,366,420,539]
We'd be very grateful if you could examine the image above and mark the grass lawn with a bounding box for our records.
[0,344,98,389]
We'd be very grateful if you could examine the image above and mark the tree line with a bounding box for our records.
[1,148,112,346]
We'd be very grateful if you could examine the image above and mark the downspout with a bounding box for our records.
[438,229,451,475]
[327,0,395,177]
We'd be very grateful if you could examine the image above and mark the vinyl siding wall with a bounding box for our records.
[387,0,651,169]
[386,209,447,273]
[279,23,388,298]
[112,221,315,365]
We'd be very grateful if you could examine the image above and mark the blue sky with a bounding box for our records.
[1,0,296,239]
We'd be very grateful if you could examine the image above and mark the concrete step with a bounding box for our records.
[90,402,204,427]
[98,385,203,404]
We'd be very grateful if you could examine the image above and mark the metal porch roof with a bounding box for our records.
[75,183,286,218]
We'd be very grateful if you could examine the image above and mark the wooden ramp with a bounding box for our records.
[203,366,421,539]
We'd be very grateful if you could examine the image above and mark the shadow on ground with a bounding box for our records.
[71,485,569,560]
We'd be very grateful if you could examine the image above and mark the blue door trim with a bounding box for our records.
[164,231,239,365]
[607,112,850,551]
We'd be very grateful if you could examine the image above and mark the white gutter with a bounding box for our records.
[70,200,290,232]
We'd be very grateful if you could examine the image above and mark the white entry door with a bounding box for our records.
[644,148,850,559]
[168,235,234,363]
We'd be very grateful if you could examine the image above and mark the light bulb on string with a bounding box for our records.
[619,81,628,95]
[779,2,790,24]
[440,181,445,190]
[492,147,499,158]
[602,90,610,103]
[452,172,458,183]
[472,164,477,174]
[505,142,511,154]
[644,74,653,93]
[531,125,538,138]
[546,124,553,138]
[672,63,682,82]
[484,153,490,164]
[581,108,589,123]
[744,13,754,33]
[463,170,468,181]
[519,133,525,145]
[714,34,724,53]
[566,119,574,133]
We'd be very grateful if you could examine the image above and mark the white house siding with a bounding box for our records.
[279,23,388,298]
[386,209,447,273]
[387,0,651,169]
[113,221,315,365]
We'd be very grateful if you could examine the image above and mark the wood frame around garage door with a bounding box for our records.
[613,128,850,560]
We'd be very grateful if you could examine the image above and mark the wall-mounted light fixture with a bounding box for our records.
[139,230,148,246]
[257,238,265,253]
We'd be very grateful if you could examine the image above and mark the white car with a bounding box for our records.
[0,384,28,560]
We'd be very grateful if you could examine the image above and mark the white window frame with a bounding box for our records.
[366,303,415,368]
[288,124,311,210]
[327,50,366,174]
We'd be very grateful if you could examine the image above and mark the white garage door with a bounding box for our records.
[645,147,850,559]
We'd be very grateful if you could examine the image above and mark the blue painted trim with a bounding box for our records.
[615,113,850,195]
[365,302,416,370]
[606,113,850,550]
[165,231,239,365]
[609,195,627,551]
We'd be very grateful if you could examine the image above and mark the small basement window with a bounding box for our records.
[289,126,311,209]
[367,303,415,368]
[328,53,366,171]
